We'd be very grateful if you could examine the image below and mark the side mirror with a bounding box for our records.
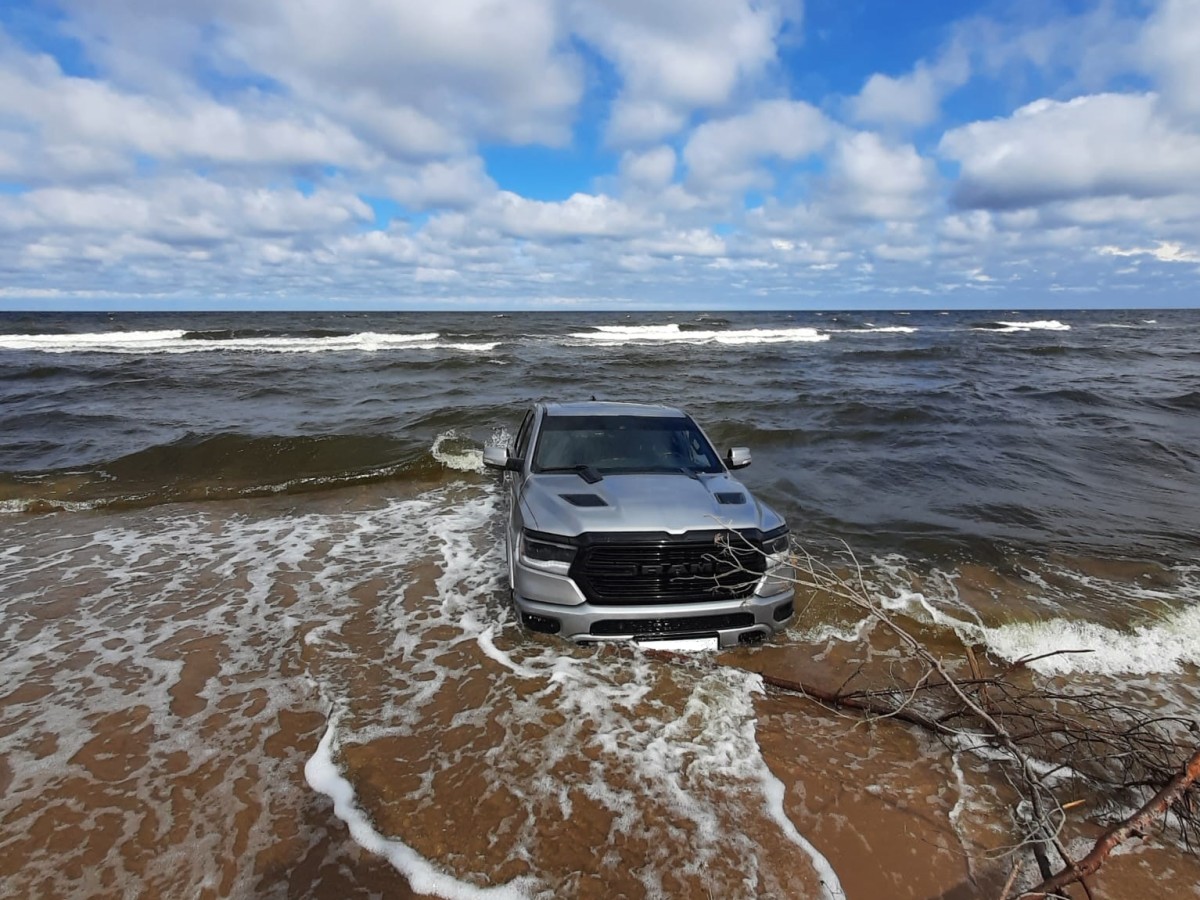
[483,446,523,472]
[726,447,752,469]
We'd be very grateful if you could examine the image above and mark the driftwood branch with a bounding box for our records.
[1019,746,1200,898]
[755,669,955,736]
[688,533,1200,895]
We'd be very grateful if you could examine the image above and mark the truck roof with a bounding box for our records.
[541,401,687,418]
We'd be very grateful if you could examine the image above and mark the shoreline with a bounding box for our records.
[2,481,1198,897]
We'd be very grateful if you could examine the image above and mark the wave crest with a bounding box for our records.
[984,606,1200,676]
[973,320,1071,333]
[0,330,502,354]
[570,324,829,345]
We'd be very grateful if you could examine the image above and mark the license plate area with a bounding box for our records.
[635,635,719,652]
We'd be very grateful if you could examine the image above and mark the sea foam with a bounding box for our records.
[305,720,534,900]
[982,605,1200,676]
[289,478,844,897]
[849,560,1200,678]
[0,331,498,354]
[570,324,829,344]
[982,320,1071,333]
[431,427,511,473]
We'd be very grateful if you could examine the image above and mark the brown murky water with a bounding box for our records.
[2,478,1198,898]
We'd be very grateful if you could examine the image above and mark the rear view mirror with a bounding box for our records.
[726,447,752,469]
[483,446,522,471]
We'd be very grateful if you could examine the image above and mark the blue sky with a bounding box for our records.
[0,0,1198,310]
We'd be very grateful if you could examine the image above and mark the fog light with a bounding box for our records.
[522,613,561,635]
[773,601,794,622]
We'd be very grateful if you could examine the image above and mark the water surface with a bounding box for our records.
[2,309,1198,897]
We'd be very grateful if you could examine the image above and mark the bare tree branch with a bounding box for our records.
[689,532,1200,894]
[1018,747,1200,899]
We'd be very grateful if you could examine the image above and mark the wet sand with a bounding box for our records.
[2,480,1198,898]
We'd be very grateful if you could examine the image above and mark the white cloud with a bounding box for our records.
[630,229,726,258]
[619,146,677,191]
[1098,241,1199,264]
[851,46,968,129]
[0,130,133,182]
[50,0,583,158]
[413,266,462,283]
[1139,0,1200,123]
[51,0,219,96]
[606,101,691,148]
[870,241,931,264]
[0,179,371,247]
[684,99,833,192]
[481,191,660,241]
[852,68,941,129]
[1,1,1198,306]
[226,0,583,153]
[938,210,996,245]
[385,158,497,212]
[1036,193,1200,230]
[757,234,852,268]
[822,133,936,221]
[330,228,425,265]
[0,49,373,179]
[962,2,1141,93]
[940,93,1200,209]
[571,0,796,144]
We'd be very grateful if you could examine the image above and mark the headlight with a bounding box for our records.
[763,527,790,556]
[762,526,790,570]
[520,531,576,573]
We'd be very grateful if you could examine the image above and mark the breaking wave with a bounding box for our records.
[0,429,503,513]
[972,320,1071,333]
[0,330,498,354]
[983,605,1200,676]
[840,558,1200,678]
[836,325,919,334]
[570,324,829,344]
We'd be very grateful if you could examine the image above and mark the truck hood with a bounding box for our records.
[519,471,785,537]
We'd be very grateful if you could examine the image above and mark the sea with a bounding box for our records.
[1,308,1197,898]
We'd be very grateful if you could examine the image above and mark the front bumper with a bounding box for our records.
[512,559,795,649]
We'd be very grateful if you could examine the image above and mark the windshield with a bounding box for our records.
[532,414,724,475]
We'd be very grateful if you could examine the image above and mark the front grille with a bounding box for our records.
[572,533,765,605]
[590,613,756,636]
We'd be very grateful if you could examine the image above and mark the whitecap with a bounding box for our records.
[0,330,503,354]
[834,326,918,334]
[979,320,1071,333]
[816,557,1200,678]
[0,330,187,351]
[983,605,1200,676]
[569,324,828,344]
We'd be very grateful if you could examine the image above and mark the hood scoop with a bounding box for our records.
[559,493,609,508]
[714,492,747,505]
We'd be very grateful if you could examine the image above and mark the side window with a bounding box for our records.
[513,410,534,459]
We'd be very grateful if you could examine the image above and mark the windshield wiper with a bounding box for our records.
[675,466,701,481]
[539,464,603,484]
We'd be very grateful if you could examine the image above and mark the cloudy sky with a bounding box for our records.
[1,0,1198,310]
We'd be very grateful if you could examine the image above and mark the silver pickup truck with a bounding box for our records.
[484,401,795,649]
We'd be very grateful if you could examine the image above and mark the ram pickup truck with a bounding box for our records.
[483,401,795,649]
